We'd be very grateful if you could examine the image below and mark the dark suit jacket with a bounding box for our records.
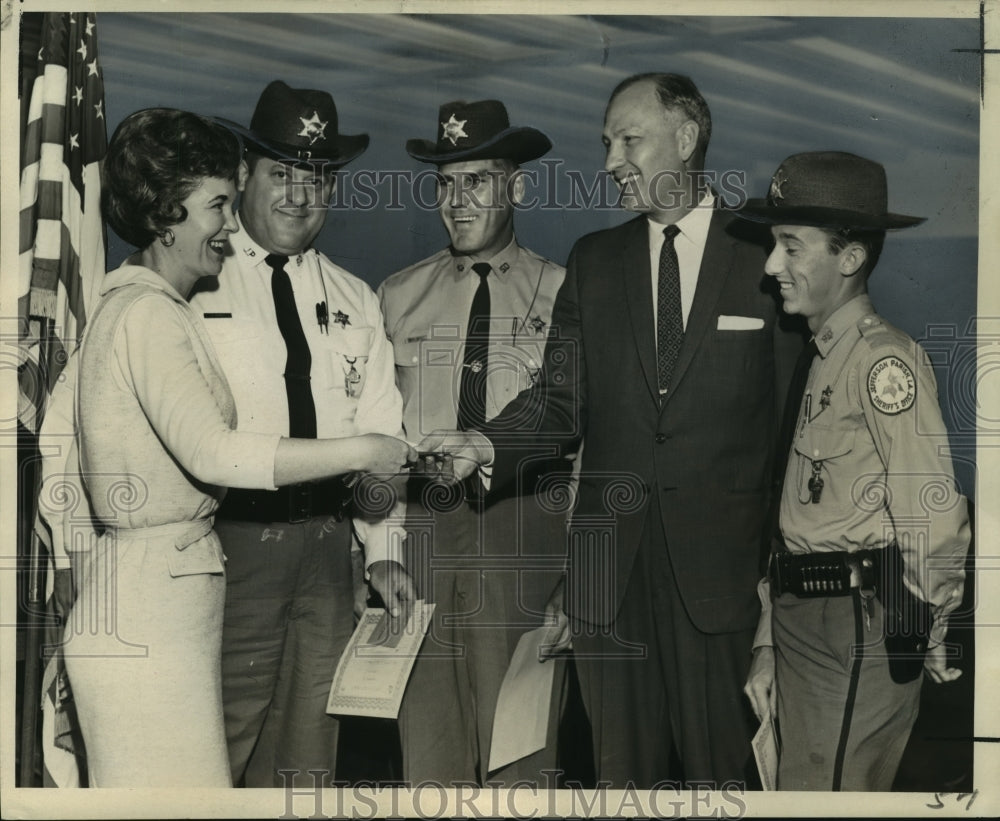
[485,209,803,634]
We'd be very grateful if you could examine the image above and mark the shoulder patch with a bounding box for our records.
[867,355,916,415]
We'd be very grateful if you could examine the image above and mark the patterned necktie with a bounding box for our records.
[457,262,491,431]
[766,338,819,551]
[266,253,317,439]
[656,225,683,397]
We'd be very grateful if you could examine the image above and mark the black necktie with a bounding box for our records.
[457,262,491,431]
[266,253,317,439]
[657,225,683,397]
[765,339,819,554]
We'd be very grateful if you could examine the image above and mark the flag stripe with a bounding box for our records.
[40,63,67,106]
[18,10,106,439]
[22,117,44,168]
[39,102,67,147]
[20,201,39,256]
[35,180,64,223]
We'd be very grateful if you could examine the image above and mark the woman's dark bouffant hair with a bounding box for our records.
[102,108,241,249]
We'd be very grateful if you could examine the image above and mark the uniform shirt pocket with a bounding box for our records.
[793,425,856,504]
[393,337,464,435]
[317,326,374,397]
[203,317,270,368]
[491,337,545,406]
[393,340,424,369]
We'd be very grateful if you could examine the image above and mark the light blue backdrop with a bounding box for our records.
[97,12,980,491]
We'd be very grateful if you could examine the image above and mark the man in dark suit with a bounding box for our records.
[420,72,802,788]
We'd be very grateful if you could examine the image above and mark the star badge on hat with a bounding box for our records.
[214,80,369,167]
[298,111,328,145]
[769,169,788,203]
[441,114,469,146]
[407,99,551,165]
[736,151,924,230]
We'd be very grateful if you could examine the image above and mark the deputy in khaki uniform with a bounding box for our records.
[378,100,570,786]
[739,152,971,791]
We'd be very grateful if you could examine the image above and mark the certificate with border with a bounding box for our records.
[326,601,435,719]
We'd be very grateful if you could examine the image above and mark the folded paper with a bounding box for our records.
[487,626,556,773]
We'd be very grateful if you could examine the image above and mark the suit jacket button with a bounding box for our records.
[655,433,667,444]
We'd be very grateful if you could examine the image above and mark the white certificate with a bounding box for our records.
[326,601,435,719]
[752,710,779,791]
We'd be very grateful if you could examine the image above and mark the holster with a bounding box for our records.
[876,541,932,684]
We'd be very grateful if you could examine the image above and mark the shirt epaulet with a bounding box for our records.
[516,243,561,273]
[383,248,453,288]
[857,313,910,352]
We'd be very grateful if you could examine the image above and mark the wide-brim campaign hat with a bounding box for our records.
[406,99,551,164]
[737,151,924,230]
[217,80,369,166]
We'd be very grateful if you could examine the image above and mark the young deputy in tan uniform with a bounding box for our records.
[738,151,971,791]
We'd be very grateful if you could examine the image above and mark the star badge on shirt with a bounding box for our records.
[441,114,469,146]
[820,385,833,411]
[528,315,546,334]
[333,310,351,328]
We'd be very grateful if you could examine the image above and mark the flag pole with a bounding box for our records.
[19,516,48,787]
[18,321,53,787]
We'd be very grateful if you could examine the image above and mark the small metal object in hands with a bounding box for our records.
[405,450,456,482]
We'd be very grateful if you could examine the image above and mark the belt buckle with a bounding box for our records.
[288,484,312,524]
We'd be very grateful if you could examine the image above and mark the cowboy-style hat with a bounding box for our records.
[737,151,924,230]
[406,99,551,165]
[217,80,369,166]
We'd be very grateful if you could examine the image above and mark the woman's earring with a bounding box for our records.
[159,229,175,247]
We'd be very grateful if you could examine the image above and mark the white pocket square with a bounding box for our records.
[717,315,764,331]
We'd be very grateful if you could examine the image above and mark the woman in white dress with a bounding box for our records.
[64,108,414,787]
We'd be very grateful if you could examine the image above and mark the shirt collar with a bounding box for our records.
[451,236,520,282]
[646,189,715,247]
[813,293,875,358]
[233,214,313,271]
[100,262,189,303]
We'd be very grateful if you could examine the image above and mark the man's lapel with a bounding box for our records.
[663,208,734,400]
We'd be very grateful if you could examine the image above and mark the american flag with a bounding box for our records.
[18,11,107,434]
[17,11,107,787]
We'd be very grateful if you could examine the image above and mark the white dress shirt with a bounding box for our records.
[191,217,406,568]
[647,190,715,337]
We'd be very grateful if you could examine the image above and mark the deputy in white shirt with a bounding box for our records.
[192,80,414,788]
